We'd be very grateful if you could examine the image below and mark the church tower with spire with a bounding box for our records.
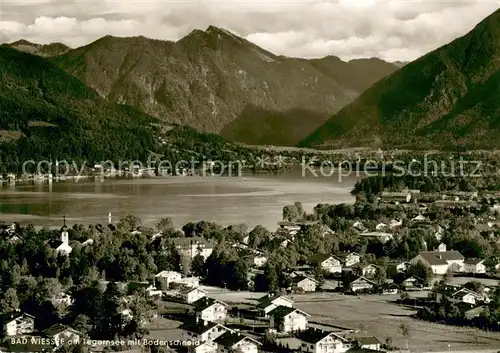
[61,215,69,245]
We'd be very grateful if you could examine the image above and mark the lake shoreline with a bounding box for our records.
[0,171,357,231]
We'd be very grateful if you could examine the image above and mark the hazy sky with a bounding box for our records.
[0,0,498,61]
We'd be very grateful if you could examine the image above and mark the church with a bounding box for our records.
[46,216,73,256]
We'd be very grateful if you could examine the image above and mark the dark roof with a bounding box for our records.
[455,302,477,312]
[351,276,376,285]
[293,276,318,284]
[297,328,346,344]
[268,305,309,319]
[193,297,227,311]
[336,252,360,259]
[309,253,334,263]
[43,324,81,337]
[214,332,260,347]
[46,239,64,249]
[464,258,484,265]
[179,319,219,334]
[356,336,381,346]
[0,311,34,325]
[180,287,205,295]
[417,250,464,265]
[432,284,459,294]
[257,297,274,309]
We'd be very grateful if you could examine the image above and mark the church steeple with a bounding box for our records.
[61,215,69,244]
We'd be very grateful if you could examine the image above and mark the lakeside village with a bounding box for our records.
[2,148,498,184]
[1,172,500,353]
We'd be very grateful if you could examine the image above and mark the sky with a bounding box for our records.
[0,0,499,62]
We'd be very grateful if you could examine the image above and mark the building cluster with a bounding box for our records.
[0,312,83,352]
[177,292,385,353]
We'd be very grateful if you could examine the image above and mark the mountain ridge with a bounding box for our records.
[11,27,398,145]
[299,8,500,150]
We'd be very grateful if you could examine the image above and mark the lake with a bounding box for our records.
[0,169,357,231]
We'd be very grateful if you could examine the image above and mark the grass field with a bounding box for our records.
[204,287,500,353]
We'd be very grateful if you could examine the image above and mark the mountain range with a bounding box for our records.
[5,27,398,146]
[300,9,500,150]
[0,45,158,172]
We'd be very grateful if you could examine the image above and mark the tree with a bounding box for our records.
[443,268,453,284]
[180,256,191,276]
[399,324,410,349]
[72,314,92,334]
[156,217,173,233]
[407,261,432,286]
[191,254,205,277]
[97,282,123,339]
[0,288,19,313]
[263,263,279,293]
[117,215,142,231]
[248,225,271,249]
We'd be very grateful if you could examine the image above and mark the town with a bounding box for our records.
[1,172,500,353]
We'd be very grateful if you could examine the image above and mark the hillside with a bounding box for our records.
[4,40,71,57]
[0,46,158,173]
[300,9,500,150]
[48,27,398,144]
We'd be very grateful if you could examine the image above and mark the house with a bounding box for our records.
[355,336,382,351]
[337,252,361,267]
[411,214,426,222]
[171,237,214,260]
[361,231,393,243]
[193,341,218,353]
[450,289,478,305]
[192,341,218,353]
[257,294,293,316]
[357,264,378,278]
[389,219,403,229]
[155,270,182,287]
[180,318,230,342]
[180,287,206,304]
[81,238,94,246]
[402,276,421,290]
[460,305,486,320]
[0,311,35,336]
[349,277,375,293]
[194,298,228,322]
[381,283,399,295]
[277,221,301,233]
[145,285,163,297]
[46,222,72,256]
[43,324,82,346]
[309,254,342,273]
[269,306,310,333]
[297,328,352,353]
[464,258,486,274]
[293,276,318,292]
[352,221,366,232]
[51,292,73,307]
[409,244,465,274]
[214,332,261,353]
[250,254,268,268]
[394,261,408,273]
[380,191,412,204]
[172,276,200,288]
